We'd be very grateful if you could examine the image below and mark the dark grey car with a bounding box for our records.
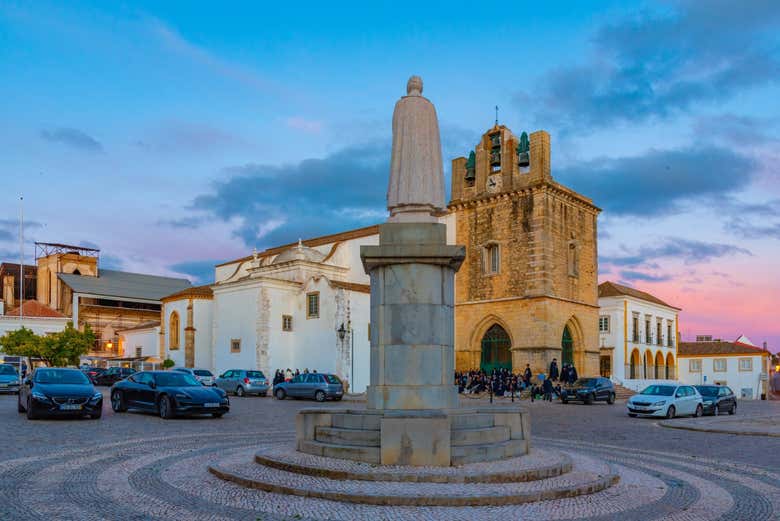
[215,369,269,397]
[273,373,343,402]
[0,364,20,394]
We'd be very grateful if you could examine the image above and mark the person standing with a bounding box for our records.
[523,364,532,385]
[568,364,578,385]
[549,358,559,381]
[542,377,554,402]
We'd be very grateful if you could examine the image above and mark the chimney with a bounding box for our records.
[764,341,768,351]
[2,274,14,308]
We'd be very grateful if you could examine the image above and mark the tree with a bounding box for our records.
[0,324,95,367]
[162,358,175,369]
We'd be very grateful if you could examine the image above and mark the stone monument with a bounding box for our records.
[296,76,530,467]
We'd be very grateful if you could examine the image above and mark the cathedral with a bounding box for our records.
[120,125,600,390]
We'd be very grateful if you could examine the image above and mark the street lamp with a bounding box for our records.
[337,322,354,392]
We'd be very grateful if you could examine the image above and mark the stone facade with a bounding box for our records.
[449,126,600,376]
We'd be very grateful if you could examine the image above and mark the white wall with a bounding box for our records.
[678,355,767,399]
[212,283,260,376]
[163,299,188,367]
[193,299,213,369]
[0,317,68,339]
[119,327,159,358]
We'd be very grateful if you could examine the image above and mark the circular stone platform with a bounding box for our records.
[209,445,618,507]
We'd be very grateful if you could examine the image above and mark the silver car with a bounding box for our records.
[273,373,344,402]
[216,369,269,397]
[0,364,20,394]
[627,384,703,419]
[172,367,216,387]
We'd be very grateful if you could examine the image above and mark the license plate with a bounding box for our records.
[205,403,220,408]
[60,404,82,411]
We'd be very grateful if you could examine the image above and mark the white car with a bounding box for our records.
[627,384,703,419]
[172,367,216,386]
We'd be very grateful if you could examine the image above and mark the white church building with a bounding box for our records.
[117,226,379,392]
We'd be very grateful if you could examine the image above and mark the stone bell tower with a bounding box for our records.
[449,126,601,377]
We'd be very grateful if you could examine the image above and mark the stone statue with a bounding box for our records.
[387,76,446,223]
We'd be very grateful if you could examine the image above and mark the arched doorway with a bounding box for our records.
[629,349,640,379]
[655,352,664,380]
[561,326,574,366]
[480,324,512,373]
[666,353,675,379]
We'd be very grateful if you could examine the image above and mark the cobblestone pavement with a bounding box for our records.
[0,392,778,520]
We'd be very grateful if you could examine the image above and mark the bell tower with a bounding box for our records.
[448,127,601,377]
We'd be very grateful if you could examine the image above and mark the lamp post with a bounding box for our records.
[337,322,355,393]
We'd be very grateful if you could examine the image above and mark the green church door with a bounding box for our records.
[480,324,512,373]
[561,326,574,366]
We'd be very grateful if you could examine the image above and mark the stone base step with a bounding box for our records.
[209,451,618,506]
[315,426,380,447]
[451,425,510,446]
[451,438,527,465]
[298,440,380,464]
[450,412,495,429]
[331,412,381,431]
[255,445,572,483]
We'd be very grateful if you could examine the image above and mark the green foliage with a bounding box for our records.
[0,324,95,367]
[162,358,175,369]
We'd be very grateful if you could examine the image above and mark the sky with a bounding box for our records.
[0,1,778,348]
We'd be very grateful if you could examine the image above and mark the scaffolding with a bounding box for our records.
[34,242,100,260]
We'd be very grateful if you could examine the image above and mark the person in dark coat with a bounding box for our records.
[542,377,554,401]
[549,358,559,381]
[568,364,578,385]
[523,364,532,384]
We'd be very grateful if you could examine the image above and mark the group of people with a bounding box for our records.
[271,367,318,386]
[454,358,581,403]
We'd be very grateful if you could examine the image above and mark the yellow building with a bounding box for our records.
[448,126,600,376]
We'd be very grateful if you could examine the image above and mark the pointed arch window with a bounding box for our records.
[169,311,180,350]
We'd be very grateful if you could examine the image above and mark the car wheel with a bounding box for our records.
[274,388,286,400]
[729,403,736,415]
[607,393,616,405]
[17,396,25,413]
[666,405,676,419]
[561,398,568,404]
[91,409,102,420]
[158,395,174,419]
[694,404,703,418]
[26,398,38,420]
[584,393,594,405]
[235,386,245,397]
[628,413,637,417]
[315,390,326,402]
[212,412,224,418]
[111,391,127,412]
[260,392,267,397]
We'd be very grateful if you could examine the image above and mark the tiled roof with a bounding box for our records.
[161,285,214,302]
[678,340,770,357]
[598,281,680,310]
[3,300,67,318]
[58,269,191,301]
[216,224,380,267]
[116,320,161,333]
[330,280,371,294]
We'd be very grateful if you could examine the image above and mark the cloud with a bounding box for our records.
[726,217,780,239]
[285,117,323,134]
[100,254,124,270]
[157,216,206,229]
[693,114,778,146]
[169,260,219,284]
[192,141,389,247]
[558,146,755,217]
[0,230,12,242]
[602,238,751,268]
[0,218,43,242]
[619,270,673,283]
[521,1,780,132]
[40,127,103,152]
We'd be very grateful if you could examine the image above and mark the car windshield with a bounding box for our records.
[696,386,719,397]
[0,365,17,375]
[154,373,200,387]
[35,369,90,385]
[325,374,341,384]
[574,378,597,387]
[193,370,213,377]
[247,371,264,378]
[640,385,676,396]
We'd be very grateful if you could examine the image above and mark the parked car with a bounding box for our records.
[215,369,269,396]
[561,377,615,405]
[83,367,108,384]
[110,370,229,419]
[18,367,103,420]
[627,384,703,419]
[0,364,20,394]
[93,367,136,386]
[273,373,343,402]
[173,367,216,386]
[695,385,737,416]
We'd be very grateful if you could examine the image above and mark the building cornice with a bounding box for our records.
[456,294,599,309]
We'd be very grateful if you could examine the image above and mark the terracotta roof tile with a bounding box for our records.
[598,281,680,310]
[678,341,770,357]
[161,284,214,301]
[330,280,371,293]
[4,300,67,318]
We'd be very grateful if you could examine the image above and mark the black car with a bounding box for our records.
[83,367,108,384]
[18,368,103,420]
[94,367,136,386]
[695,385,737,415]
[561,377,616,405]
[110,370,229,419]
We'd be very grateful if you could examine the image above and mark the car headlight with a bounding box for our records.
[31,391,50,402]
[90,392,103,401]
[652,400,666,406]
[703,400,713,405]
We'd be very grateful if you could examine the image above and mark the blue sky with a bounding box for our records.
[1,1,778,347]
